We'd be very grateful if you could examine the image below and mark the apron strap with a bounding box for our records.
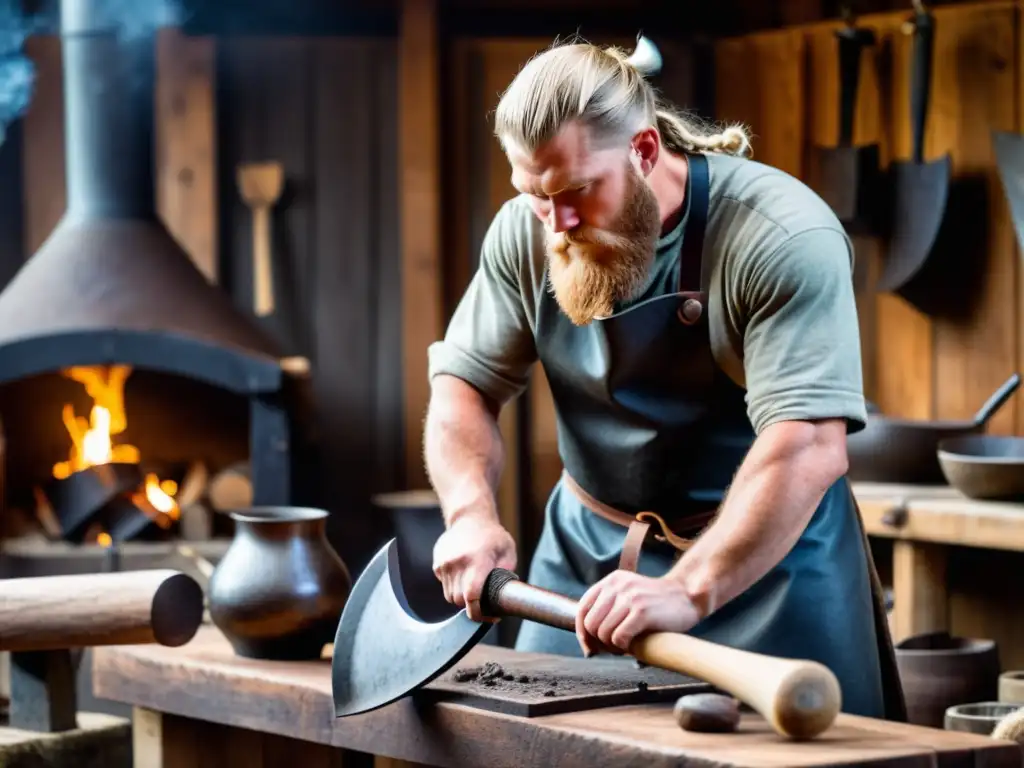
[620,520,652,573]
[678,152,710,293]
[560,471,716,572]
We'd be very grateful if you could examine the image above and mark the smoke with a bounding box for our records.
[0,1,39,143]
[0,0,187,145]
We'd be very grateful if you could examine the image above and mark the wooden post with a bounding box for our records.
[399,0,444,492]
[131,708,343,768]
[155,28,219,285]
[891,541,949,643]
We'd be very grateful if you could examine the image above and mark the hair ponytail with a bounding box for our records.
[655,109,752,157]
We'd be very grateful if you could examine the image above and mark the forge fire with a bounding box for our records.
[52,365,179,532]
[23,364,214,546]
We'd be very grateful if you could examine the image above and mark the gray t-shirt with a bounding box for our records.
[428,152,867,435]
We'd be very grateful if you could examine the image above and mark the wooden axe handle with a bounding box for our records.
[481,569,841,741]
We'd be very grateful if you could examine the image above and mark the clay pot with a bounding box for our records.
[944,702,1022,736]
[208,506,351,660]
[894,631,1000,728]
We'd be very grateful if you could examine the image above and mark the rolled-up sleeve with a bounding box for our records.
[427,201,538,405]
[740,226,867,435]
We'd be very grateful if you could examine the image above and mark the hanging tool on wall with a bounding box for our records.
[815,6,880,236]
[992,130,1024,255]
[876,0,951,308]
[237,161,284,317]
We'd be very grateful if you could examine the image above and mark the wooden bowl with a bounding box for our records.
[945,702,1023,735]
[999,671,1024,704]
[937,436,1024,501]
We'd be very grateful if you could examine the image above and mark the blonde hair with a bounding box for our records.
[494,39,751,159]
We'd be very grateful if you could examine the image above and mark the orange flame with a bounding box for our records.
[52,365,179,530]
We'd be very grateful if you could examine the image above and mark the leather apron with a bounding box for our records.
[515,153,906,722]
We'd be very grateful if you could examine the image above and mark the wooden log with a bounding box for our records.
[0,570,203,652]
[207,461,252,512]
[175,461,209,509]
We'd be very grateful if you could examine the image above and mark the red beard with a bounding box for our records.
[545,165,662,326]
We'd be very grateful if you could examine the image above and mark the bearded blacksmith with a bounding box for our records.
[423,36,905,721]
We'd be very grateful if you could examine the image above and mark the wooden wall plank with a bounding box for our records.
[868,15,933,423]
[217,35,404,577]
[714,29,807,177]
[930,4,1018,431]
[1017,0,1024,439]
[399,0,444,491]
[313,39,378,568]
[373,43,404,501]
[155,28,219,284]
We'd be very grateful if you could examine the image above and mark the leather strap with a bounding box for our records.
[678,152,709,293]
[560,470,717,573]
[619,520,652,573]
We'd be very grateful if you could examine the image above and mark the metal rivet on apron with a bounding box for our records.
[677,298,703,325]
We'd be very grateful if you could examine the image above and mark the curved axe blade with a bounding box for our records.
[331,539,490,717]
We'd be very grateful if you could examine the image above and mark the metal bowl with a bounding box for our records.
[937,435,1024,501]
[945,702,1022,736]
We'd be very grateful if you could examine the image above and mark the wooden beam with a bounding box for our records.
[399,0,444,492]
[131,708,343,768]
[891,540,948,643]
[155,28,219,285]
[854,482,1024,552]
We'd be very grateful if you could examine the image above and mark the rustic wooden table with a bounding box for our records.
[853,481,1024,642]
[93,625,1022,768]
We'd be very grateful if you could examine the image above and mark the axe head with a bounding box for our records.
[331,539,491,717]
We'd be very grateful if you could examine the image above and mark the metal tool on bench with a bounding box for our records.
[331,540,842,741]
[0,569,204,732]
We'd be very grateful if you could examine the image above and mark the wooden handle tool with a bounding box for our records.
[236,161,284,316]
[481,569,841,741]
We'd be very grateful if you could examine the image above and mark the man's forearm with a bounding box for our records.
[667,419,849,619]
[424,374,506,527]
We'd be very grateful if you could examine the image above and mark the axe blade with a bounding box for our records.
[331,539,490,717]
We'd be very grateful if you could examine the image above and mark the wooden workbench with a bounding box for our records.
[93,625,1021,767]
[853,481,1024,643]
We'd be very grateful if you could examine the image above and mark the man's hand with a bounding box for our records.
[575,571,702,656]
[433,513,517,622]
